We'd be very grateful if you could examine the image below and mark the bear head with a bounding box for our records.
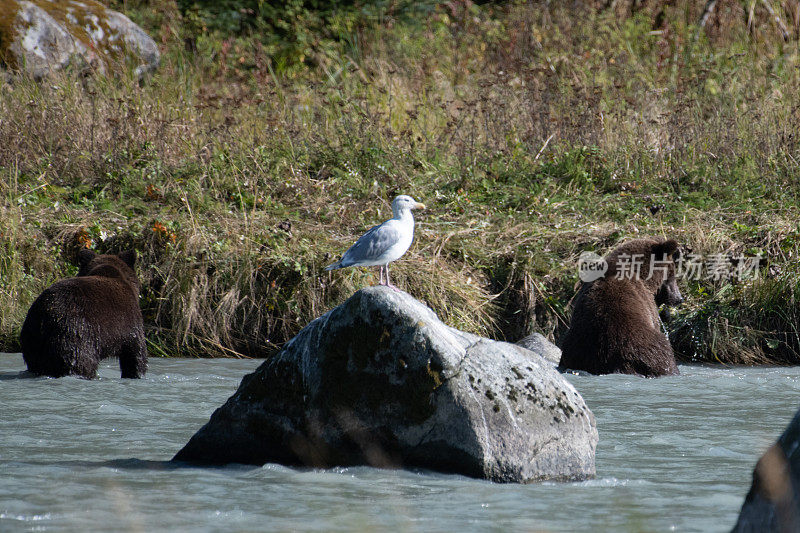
[77,249,140,293]
[604,237,683,306]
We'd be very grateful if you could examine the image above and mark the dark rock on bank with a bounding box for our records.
[173,286,598,483]
[732,407,800,532]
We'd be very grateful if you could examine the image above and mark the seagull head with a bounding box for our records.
[391,195,426,218]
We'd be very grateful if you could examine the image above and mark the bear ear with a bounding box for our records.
[118,250,137,269]
[654,239,680,260]
[77,248,96,271]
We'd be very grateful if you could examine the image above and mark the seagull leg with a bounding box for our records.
[385,264,400,291]
[378,265,385,286]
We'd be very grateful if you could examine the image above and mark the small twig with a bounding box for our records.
[760,0,791,41]
[689,0,718,60]
[698,0,718,31]
[202,338,254,359]
[90,89,96,160]
[17,177,48,199]
[533,133,555,162]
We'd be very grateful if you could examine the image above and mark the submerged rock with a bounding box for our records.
[173,287,598,483]
[732,408,800,532]
[0,0,159,78]
[516,332,561,365]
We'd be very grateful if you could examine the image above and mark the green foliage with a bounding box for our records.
[179,0,442,74]
[671,271,800,365]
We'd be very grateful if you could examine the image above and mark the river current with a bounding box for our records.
[1,353,798,532]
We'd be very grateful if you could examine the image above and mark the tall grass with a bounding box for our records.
[0,1,798,362]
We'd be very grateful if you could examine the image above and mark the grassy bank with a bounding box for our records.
[1,1,799,363]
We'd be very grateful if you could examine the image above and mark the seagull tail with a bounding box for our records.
[324,261,342,271]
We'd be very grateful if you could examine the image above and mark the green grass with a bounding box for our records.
[0,1,799,363]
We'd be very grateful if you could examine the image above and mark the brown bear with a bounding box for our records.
[559,237,683,377]
[21,249,147,379]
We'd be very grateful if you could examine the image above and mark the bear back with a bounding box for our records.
[559,237,683,377]
[20,248,147,379]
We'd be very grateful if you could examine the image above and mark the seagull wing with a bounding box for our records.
[337,220,404,268]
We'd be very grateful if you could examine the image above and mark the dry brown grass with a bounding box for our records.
[0,1,799,362]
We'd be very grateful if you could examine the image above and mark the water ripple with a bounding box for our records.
[1,353,799,532]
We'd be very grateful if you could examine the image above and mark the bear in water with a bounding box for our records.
[559,238,683,377]
[21,249,147,379]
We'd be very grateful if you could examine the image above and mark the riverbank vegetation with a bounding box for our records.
[1,0,799,363]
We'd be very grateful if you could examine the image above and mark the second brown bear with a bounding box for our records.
[559,237,683,377]
[21,249,147,379]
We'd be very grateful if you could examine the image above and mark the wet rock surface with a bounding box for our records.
[732,407,800,532]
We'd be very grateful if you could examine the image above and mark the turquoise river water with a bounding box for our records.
[1,352,799,532]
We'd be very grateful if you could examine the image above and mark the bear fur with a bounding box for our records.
[21,249,147,379]
[559,237,683,377]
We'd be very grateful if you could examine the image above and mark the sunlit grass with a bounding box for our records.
[0,2,798,362]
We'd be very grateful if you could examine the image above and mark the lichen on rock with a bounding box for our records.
[173,286,598,483]
[0,0,159,78]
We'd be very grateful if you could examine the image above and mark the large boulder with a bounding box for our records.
[0,0,159,78]
[732,407,800,532]
[173,287,598,483]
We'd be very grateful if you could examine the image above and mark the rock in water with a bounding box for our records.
[732,408,800,532]
[516,333,562,365]
[1,0,160,78]
[173,287,598,483]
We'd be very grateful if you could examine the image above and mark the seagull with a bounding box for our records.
[325,195,426,288]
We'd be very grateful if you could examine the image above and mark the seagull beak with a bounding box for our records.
[414,202,426,210]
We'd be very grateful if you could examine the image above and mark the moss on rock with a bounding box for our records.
[0,0,158,76]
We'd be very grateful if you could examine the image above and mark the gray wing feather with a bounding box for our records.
[337,222,402,267]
